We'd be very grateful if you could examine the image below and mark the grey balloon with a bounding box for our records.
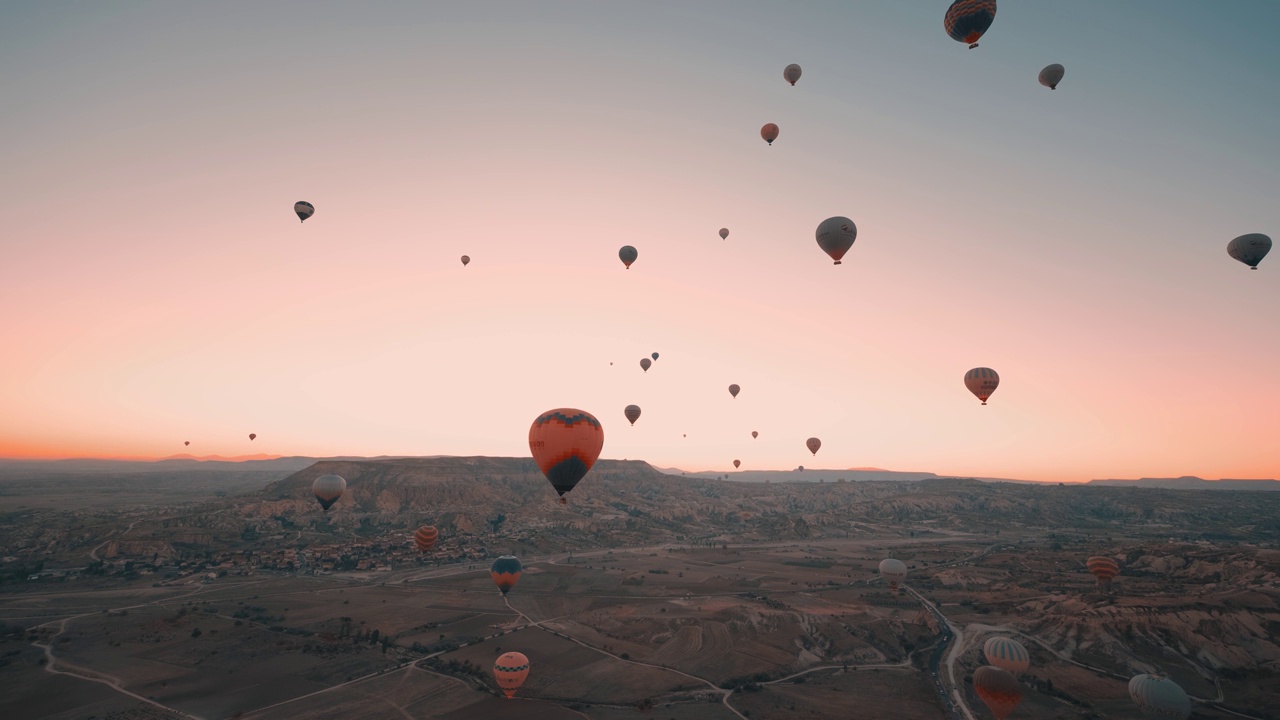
[1227,233,1271,269]
[816,216,858,265]
[1038,63,1065,89]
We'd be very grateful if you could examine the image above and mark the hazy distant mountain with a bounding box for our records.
[655,465,1034,485]
[0,455,393,474]
[1089,476,1280,491]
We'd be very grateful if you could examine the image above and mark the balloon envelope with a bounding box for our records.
[760,123,779,145]
[964,367,1000,405]
[624,404,641,426]
[1129,674,1190,720]
[783,63,802,85]
[972,665,1022,720]
[294,201,314,223]
[184,441,189,446]
[733,459,741,469]
[414,525,439,553]
[491,555,523,595]
[494,651,530,698]
[816,216,858,265]
[944,0,997,48]
[312,474,346,512]
[619,245,638,269]
[248,433,257,441]
[879,558,908,589]
[719,228,729,240]
[651,352,659,361]
[1038,63,1065,89]
[984,637,1030,674]
[751,431,758,439]
[528,408,604,501]
[1087,556,1120,585]
[806,437,821,455]
[460,255,470,266]
[1227,233,1271,269]
[728,384,740,398]
[640,358,652,372]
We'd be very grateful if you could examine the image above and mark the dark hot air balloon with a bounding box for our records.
[494,651,530,698]
[965,367,1000,405]
[751,431,758,439]
[783,64,802,86]
[529,408,604,504]
[1038,63,1065,89]
[728,384,740,398]
[491,555,523,595]
[945,0,997,49]
[312,474,346,512]
[760,123,779,146]
[972,665,1023,720]
[806,437,821,455]
[719,228,729,240]
[733,459,741,469]
[640,358,652,372]
[248,433,257,441]
[414,525,439,552]
[461,255,470,266]
[624,404,641,426]
[184,441,189,446]
[816,216,857,265]
[619,245,638,269]
[294,201,314,223]
[651,352,659,361]
[1228,233,1271,269]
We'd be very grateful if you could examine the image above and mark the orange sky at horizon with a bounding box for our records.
[2,3,1278,483]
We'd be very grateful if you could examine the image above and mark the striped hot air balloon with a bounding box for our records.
[965,367,1000,405]
[529,408,604,504]
[414,525,438,553]
[1128,673,1191,720]
[879,558,908,590]
[624,404,641,426]
[294,201,314,222]
[984,637,1030,675]
[972,665,1023,720]
[944,0,997,49]
[1087,556,1120,588]
[491,555,523,595]
[494,651,530,698]
[312,474,346,512]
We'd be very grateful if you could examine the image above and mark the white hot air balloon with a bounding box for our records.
[783,63,802,86]
[1227,233,1271,269]
[1038,63,1065,89]
[878,558,907,589]
[1128,674,1191,720]
[983,637,1030,674]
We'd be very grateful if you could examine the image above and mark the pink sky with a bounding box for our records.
[2,3,1277,482]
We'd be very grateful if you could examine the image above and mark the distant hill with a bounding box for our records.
[1089,476,1280,491]
[656,466,1035,485]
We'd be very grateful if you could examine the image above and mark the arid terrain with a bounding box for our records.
[2,457,1278,719]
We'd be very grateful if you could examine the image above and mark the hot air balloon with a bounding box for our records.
[529,408,604,504]
[184,441,190,446]
[719,228,729,240]
[640,358,652,372]
[248,433,257,441]
[1038,63,1065,90]
[1228,233,1271,269]
[878,558,907,590]
[1087,556,1120,588]
[624,404,641,426]
[751,431,758,439]
[294,201,314,223]
[945,0,997,49]
[984,637,1030,675]
[619,245,638,269]
[761,123,779,146]
[461,255,470,266]
[494,651,530,698]
[491,555,523,595]
[733,459,741,469]
[728,384,740,398]
[651,352,659,361]
[806,437,821,455]
[1129,674,1191,720]
[414,525,439,553]
[816,216,857,265]
[312,474,346,512]
[783,63,802,86]
[973,666,1022,720]
[964,367,1000,405]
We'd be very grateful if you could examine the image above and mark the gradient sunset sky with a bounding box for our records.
[2,1,1277,482]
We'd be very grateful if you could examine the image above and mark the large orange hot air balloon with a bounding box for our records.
[972,665,1023,720]
[312,474,346,512]
[494,651,530,698]
[806,437,821,455]
[414,525,438,553]
[728,384,740,398]
[491,555,522,595]
[1087,556,1120,588]
[529,408,604,504]
[965,367,1000,405]
[760,123,779,146]
[624,404,641,426]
